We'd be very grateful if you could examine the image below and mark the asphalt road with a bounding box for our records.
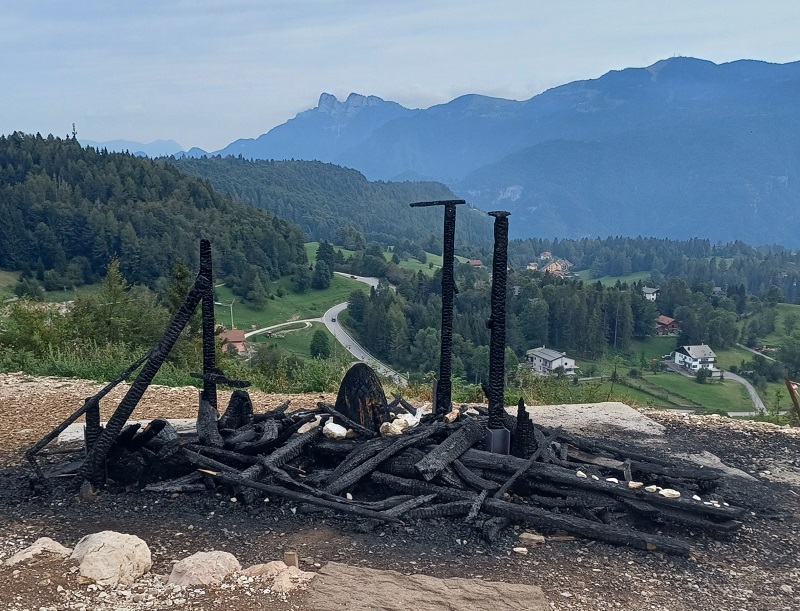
[664,360,766,414]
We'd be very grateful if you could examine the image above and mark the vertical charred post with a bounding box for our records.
[486,211,511,438]
[410,199,465,415]
[199,239,217,412]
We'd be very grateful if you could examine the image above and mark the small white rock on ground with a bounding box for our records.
[70,531,151,586]
[168,550,241,586]
[3,537,72,566]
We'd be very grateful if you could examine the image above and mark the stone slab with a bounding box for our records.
[305,562,549,611]
[58,418,196,444]
[514,401,665,437]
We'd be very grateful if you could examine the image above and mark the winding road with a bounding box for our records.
[245,273,408,386]
[664,361,766,414]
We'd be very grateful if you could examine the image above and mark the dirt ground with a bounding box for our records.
[0,372,799,610]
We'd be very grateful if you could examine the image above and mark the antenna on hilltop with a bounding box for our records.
[71,123,77,139]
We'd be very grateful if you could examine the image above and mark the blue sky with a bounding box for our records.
[2,1,799,151]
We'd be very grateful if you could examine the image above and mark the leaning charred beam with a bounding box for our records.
[383,494,438,518]
[260,427,323,470]
[405,501,473,519]
[492,427,562,499]
[218,390,255,430]
[324,423,446,495]
[126,419,167,453]
[79,273,209,486]
[326,437,395,484]
[415,418,484,481]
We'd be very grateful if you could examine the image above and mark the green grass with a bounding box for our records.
[0,269,19,299]
[760,303,800,346]
[646,373,752,411]
[251,322,336,360]
[305,242,468,277]
[213,274,367,331]
[574,270,651,286]
[713,345,759,370]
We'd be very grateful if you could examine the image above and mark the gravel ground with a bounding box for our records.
[0,373,798,610]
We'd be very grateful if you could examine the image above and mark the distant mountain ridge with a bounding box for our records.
[81,138,184,157]
[197,57,800,246]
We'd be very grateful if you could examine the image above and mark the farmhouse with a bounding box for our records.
[525,346,578,376]
[220,329,248,354]
[642,287,659,301]
[541,259,573,278]
[655,315,680,335]
[673,344,722,378]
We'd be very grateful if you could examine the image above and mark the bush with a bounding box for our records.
[695,368,710,384]
[628,368,640,379]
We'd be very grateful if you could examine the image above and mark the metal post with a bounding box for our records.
[486,211,511,452]
[410,199,465,415]
[199,239,217,412]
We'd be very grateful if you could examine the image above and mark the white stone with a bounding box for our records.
[575,471,587,479]
[605,477,619,484]
[780,584,794,594]
[243,560,288,578]
[658,488,681,499]
[518,532,546,546]
[168,551,241,586]
[512,547,528,555]
[692,494,702,501]
[271,565,316,594]
[627,481,644,489]
[591,475,599,481]
[644,485,658,493]
[70,531,151,587]
[322,422,348,440]
[346,493,353,500]
[298,415,322,434]
[4,537,73,566]
[380,421,407,436]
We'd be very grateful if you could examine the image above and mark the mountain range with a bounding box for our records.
[182,57,800,246]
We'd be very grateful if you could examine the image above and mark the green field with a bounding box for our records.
[0,269,18,298]
[646,373,752,411]
[759,303,800,346]
[250,321,336,360]
[574,270,651,286]
[305,242,468,277]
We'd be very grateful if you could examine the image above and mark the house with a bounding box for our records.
[541,259,573,278]
[655,315,680,336]
[642,287,659,301]
[467,259,483,268]
[220,329,248,354]
[526,262,540,271]
[673,345,722,377]
[525,347,578,376]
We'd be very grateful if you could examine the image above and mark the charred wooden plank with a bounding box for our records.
[126,419,167,452]
[233,420,282,455]
[414,419,484,481]
[381,448,427,478]
[218,390,255,430]
[144,472,206,493]
[383,494,438,518]
[334,363,390,432]
[405,501,473,519]
[451,459,501,491]
[252,400,291,422]
[197,397,224,448]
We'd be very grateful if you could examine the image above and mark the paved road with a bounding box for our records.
[722,370,766,414]
[246,274,408,386]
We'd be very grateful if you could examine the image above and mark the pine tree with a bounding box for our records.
[310,329,331,358]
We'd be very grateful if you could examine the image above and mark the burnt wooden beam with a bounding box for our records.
[414,418,484,481]
[197,397,224,448]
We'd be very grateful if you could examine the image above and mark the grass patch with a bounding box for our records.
[574,270,651,286]
[760,303,800,346]
[305,242,468,277]
[645,373,752,411]
[251,322,335,360]
[0,269,19,296]
[213,274,367,331]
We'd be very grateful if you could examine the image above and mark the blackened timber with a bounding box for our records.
[187,445,259,467]
[79,273,210,485]
[406,501,473,519]
[219,390,255,430]
[486,211,510,430]
[414,419,484,481]
[383,494,438,518]
[324,422,446,495]
[127,419,167,452]
[199,239,218,412]
[451,459,501,491]
[253,400,291,422]
[410,199,464,414]
[204,471,404,524]
[197,397,224,448]
[511,398,535,459]
[259,427,323,470]
[326,437,394,484]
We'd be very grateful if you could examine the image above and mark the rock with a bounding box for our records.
[323,422,348,440]
[380,420,407,436]
[658,488,681,499]
[575,471,587,479]
[644,485,658,493]
[443,408,460,424]
[298,415,323,434]
[284,551,299,568]
[512,547,528,555]
[627,481,643,489]
[780,584,794,594]
[242,561,288,578]
[307,562,549,611]
[167,551,241,586]
[4,537,73,566]
[272,565,316,594]
[70,531,151,586]
[591,475,599,481]
[519,533,546,546]
[605,477,619,484]
[692,494,702,501]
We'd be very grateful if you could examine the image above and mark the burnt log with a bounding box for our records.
[223,426,258,448]
[492,427,562,499]
[414,418,484,481]
[233,420,283,455]
[381,448,427,478]
[253,400,291,422]
[127,419,167,452]
[481,517,511,543]
[197,397,224,448]
[187,445,259,467]
[219,390,255,430]
[451,459,500,491]
[144,472,207,493]
[406,501,473,519]
[383,493,438,518]
[333,363,390,432]
[510,398,535,459]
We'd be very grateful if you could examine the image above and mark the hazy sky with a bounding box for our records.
[3,1,799,151]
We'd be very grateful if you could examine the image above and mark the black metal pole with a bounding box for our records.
[410,199,465,415]
[486,211,511,450]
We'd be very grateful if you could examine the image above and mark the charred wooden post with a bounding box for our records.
[333,363,389,432]
[199,239,218,413]
[197,396,224,448]
[410,199,465,415]
[485,211,511,453]
[510,398,535,459]
[219,390,255,430]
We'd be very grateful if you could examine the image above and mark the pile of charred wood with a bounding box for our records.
[25,235,743,557]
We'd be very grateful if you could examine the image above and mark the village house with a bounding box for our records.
[655,314,680,335]
[220,329,248,355]
[467,259,483,268]
[673,344,722,378]
[524,346,578,376]
[642,286,659,301]
[541,258,574,278]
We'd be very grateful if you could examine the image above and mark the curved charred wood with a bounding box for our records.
[241,413,318,456]
[324,423,446,495]
[233,420,282,455]
[318,402,378,438]
[451,459,501,491]
[197,397,224,448]
[253,400,291,422]
[382,448,427,478]
[144,472,206,493]
[219,390,255,430]
[223,426,258,448]
[389,394,415,415]
[143,421,180,453]
[203,470,403,523]
[481,516,511,543]
[466,489,488,521]
[414,419,484,481]
[79,274,209,486]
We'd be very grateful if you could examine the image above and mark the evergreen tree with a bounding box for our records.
[310,329,331,358]
[312,261,332,290]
